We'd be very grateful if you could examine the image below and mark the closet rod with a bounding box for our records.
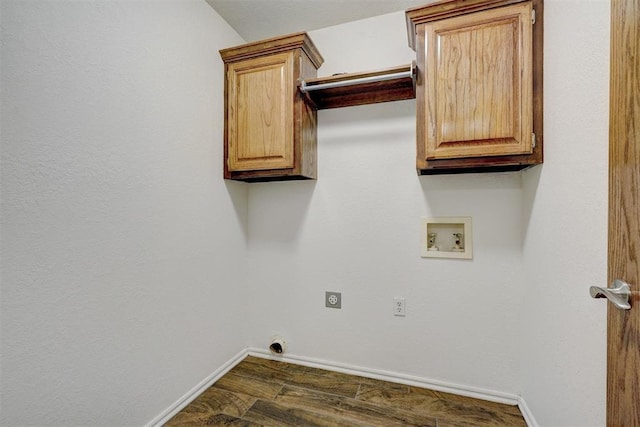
[299,68,415,93]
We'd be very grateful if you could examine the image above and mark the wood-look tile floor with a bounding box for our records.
[165,356,526,427]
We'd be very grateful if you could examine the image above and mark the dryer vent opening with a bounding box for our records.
[269,337,286,355]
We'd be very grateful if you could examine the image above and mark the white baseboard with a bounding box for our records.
[146,348,248,427]
[148,346,538,427]
[247,347,520,406]
[518,396,539,427]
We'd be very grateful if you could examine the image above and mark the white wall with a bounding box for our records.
[1,1,610,425]
[0,1,247,425]
[246,12,526,395]
[520,1,610,426]
[246,3,610,424]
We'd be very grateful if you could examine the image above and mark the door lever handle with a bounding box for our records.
[590,279,631,310]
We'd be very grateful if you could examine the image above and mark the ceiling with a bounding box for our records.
[206,0,431,42]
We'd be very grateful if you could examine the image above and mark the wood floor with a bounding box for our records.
[165,356,526,426]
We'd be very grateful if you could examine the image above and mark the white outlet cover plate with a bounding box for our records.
[394,297,406,316]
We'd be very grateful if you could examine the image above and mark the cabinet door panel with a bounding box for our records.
[228,53,294,171]
[424,2,533,160]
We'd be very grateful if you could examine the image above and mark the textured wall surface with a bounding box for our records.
[0,1,247,425]
[245,3,609,423]
[1,0,610,425]
[245,12,525,395]
[520,1,610,426]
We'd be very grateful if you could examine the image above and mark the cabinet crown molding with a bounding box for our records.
[220,31,324,69]
[405,0,529,49]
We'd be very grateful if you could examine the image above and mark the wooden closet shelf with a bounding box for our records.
[300,62,416,110]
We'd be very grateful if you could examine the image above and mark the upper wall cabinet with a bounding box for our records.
[220,33,324,182]
[406,0,543,175]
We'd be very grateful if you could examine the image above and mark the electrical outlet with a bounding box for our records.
[394,297,406,316]
[325,291,341,309]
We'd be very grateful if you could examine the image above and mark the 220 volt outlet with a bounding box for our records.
[325,291,341,309]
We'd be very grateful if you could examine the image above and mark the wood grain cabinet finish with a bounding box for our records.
[406,0,543,175]
[220,33,324,181]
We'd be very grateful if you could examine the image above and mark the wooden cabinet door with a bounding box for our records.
[421,2,533,160]
[227,52,294,172]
